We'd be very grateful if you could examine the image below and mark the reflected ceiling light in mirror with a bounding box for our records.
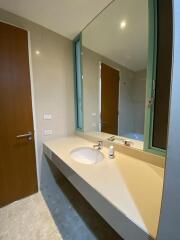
[35,50,40,55]
[120,20,127,30]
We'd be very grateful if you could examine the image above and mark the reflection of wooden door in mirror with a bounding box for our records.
[101,63,119,135]
[152,0,172,149]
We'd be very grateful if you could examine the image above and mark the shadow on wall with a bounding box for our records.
[41,157,123,240]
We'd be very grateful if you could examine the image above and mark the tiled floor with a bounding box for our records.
[0,193,62,240]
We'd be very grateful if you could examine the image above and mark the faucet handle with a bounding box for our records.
[107,136,116,141]
[98,140,103,145]
[93,140,103,150]
[124,140,133,147]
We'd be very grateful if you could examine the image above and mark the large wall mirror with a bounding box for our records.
[82,0,148,148]
[74,0,173,154]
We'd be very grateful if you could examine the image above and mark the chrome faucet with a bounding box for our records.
[123,140,133,147]
[93,140,103,150]
[107,135,116,141]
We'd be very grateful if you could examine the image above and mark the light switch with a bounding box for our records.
[44,113,52,120]
[44,129,53,136]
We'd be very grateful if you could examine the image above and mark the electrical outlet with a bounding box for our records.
[43,113,52,120]
[43,129,53,136]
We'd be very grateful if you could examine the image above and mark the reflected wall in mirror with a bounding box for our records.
[82,0,148,143]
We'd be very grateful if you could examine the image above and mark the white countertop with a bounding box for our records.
[44,136,164,239]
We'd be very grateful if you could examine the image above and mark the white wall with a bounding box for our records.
[119,69,146,136]
[82,48,100,132]
[157,1,180,239]
[0,9,75,187]
[118,69,134,136]
[132,70,146,134]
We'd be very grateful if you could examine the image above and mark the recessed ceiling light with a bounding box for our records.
[120,20,127,30]
[35,50,40,55]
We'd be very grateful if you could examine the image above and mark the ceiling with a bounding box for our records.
[82,0,148,71]
[0,0,113,39]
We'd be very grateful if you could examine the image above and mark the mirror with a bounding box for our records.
[81,0,148,146]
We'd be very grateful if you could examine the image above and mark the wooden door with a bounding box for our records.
[0,22,38,207]
[101,63,119,135]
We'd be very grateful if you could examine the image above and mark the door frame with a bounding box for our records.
[0,20,39,188]
[98,62,120,134]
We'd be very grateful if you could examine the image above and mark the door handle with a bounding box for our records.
[16,131,32,141]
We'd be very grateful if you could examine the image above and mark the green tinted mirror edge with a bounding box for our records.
[73,33,84,132]
[144,0,166,157]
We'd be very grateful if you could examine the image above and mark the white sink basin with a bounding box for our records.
[70,147,104,165]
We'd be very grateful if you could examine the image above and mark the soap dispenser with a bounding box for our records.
[109,145,115,159]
